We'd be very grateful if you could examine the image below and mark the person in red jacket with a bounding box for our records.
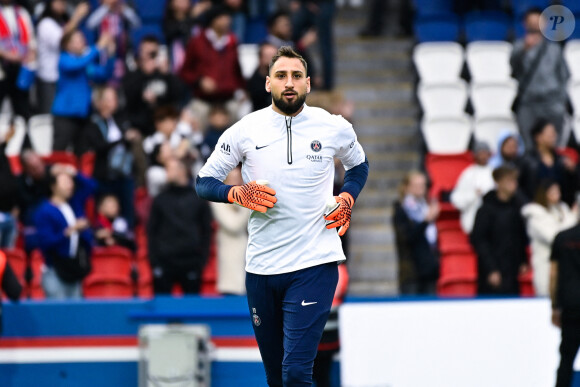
[179,5,245,130]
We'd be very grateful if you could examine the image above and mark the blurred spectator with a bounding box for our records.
[219,0,246,44]
[123,35,183,137]
[35,0,89,114]
[163,0,210,72]
[199,103,231,160]
[511,8,569,149]
[52,30,115,155]
[85,0,140,80]
[34,171,94,299]
[471,165,528,296]
[147,157,212,295]
[210,166,249,295]
[0,0,35,119]
[180,5,245,129]
[247,42,276,111]
[450,141,495,234]
[0,122,18,247]
[488,131,524,170]
[83,86,140,226]
[519,119,578,207]
[290,0,334,89]
[17,150,51,226]
[265,10,317,85]
[550,218,580,387]
[314,263,348,387]
[393,171,440,295]
[143,105,192,197]
[94,193,135,251]
[0,250,22,334]
[521,180,576,297]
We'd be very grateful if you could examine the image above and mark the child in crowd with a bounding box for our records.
[94,194,135,251]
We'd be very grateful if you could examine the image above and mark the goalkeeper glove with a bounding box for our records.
[228,180,277,213]
[324,192,354,236]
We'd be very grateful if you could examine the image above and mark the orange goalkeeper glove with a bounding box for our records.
[228,180,277,213]
[324,192,354,236]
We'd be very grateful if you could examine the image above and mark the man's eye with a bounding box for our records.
[294,74,302,78]
[277,75,285,79]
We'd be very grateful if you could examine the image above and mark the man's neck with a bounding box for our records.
[496,190,512,202]
[271,103,305,117]
[51,195,66,205]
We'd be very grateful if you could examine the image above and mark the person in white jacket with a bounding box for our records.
[210,167,251,295]
[521,180,577,296]
[450,142,495,234]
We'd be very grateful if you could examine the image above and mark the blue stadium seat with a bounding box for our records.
[511,0,551,19]
[561,0,580,14]
[464,12,510,42]
[134,0,167,23]
[413,0,454,18]
[414,15,460,42]
[130,23,165,47]
[244,17,268,44]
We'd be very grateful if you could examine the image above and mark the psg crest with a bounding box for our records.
[252,313,262,327]
[311,140,322,152]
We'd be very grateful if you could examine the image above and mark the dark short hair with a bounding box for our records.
[492,164,519,182]
[269,46,308,75]
[60,29,82,51]
[267,10,289,29]
[204,5,231,28]
[153,105,180,123]
[530,118,552,142]
[140,35,160,47]
[97,193,119,208]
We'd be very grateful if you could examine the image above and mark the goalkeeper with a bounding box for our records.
[196,46,368,387]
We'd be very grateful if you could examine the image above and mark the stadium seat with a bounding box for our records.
[438,229,474,255]
[425,152,473,200]
[511,0,551,20]
[2,249,26,298]
[244,17,268,44]
[90,246,133,278]
[83,273,133,299]
[561,0,580,14]
[41,151,77,167]
[418,80,468,118]
[421,114,473,155]
[29,250,45,299]
[465,41,513,83]
[0,114,26,157]
[28,114,53,156]
[413,42,464,84]
[131,23,165,47]
[439,253,477,278]
[519,269,535,297]
[414,14,461,43]
[437,271,477,297]
[413,0,454,18]
[135,254,153,298]
[464,11,511,42]
[238,44,259,80]
[79,151,95,177]
[470,80,518,118]
[564,40,580,81]
[473,115,519,152]
[134,0,167,23]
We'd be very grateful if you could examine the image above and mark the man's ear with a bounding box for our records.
[306,76,311,94]
[265,76,271,93]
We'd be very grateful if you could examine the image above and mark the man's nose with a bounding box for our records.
[285,77,294,88]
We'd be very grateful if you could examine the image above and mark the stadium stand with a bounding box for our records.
[417,80,468,118]
[413,42,464,83]
[465,41,513,83]
[421,115,472,154]
[413,14,461,43]
[464,11,511,42]
[470,81,518,118]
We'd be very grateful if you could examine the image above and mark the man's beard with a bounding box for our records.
[272,91,307,115]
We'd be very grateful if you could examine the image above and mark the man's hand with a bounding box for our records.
[228,181,277,213]
[200,76,217,94]
[324,192,354,237]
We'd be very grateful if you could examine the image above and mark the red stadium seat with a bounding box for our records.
[29,250,45,299]
[41,151,77,167]
[79,151,95,176]
[437,272,478,297]
[135,256,153,298]
[425,152,473,200]
[90,246,133,277]
[440,253,477,278]
[7,155,21,175]
[519,269,535,297]
[2,249,26,298]
[438,229,473,255]
[83,273,133,299]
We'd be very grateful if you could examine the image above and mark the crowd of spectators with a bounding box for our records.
[0,0,342,299]
[394,6,580,301]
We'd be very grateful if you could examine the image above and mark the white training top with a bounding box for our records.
[198,104,366,275]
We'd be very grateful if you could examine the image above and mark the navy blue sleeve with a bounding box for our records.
[195,176,233,203]
[340,158,369,201]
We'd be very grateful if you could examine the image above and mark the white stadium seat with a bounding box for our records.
[473,115,518,152]
[418,80,468,118]
[421,114,473,154]
[564,40,580,81]
[470,80,518,118]
[568,80,580,115]
[0,114,26,156]
[238,44,260,80]
[28,114,53,156]
[466,41,513,83]
[413,42,464,84]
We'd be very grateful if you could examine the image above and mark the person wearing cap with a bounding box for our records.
[450,141,495,234]
[179,4,245,129]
